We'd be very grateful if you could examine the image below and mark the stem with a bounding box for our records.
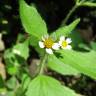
[38,54,47,75]
[62,4,78,26]
[61,0,86,26]
[77,0,87,6]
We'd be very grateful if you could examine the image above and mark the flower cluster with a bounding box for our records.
[39,35,72,54]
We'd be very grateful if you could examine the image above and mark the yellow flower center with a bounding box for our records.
[44,38,54,48]
[62,41,68,47]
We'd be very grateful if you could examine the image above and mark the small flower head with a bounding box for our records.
[39,35,59,54]
[59,36,72,50]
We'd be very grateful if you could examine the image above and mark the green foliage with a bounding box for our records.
[0,76,5,88]
[22,74,31,91]
[90,41,96,51]
[69,30,84,48]
[28,36,44,55]
[4,41,29,75]
[0,76,6,95]
[48,54,80,75]
[26,75,78,96]
[7,91,15,96]
[4,49,20,75]
[19,0,48,39]
[19,0,96,96]
[51,18,80,39]
[19,0,48,55]
[6,76,18,90]
[13,41,29,60]
[58,49,96,79]
[2,0,96,95]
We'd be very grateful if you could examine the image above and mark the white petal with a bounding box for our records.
[44,34,49,39]
[46,48,53,54]
[39,41,44,48]
[66,38,72,44]
[52,43,60,50]
[60,36,65,41]
[42,36,45,41]
[59,41,62,46]
[13,49,21,55]
[66,45,72,50]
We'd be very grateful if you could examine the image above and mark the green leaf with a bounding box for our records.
[58,49,96,79]
[6,62,19,75]
[7,91,15,96]
[4,48,27,75]
[51,18,80,39]
[19,0,48,39]
[90,41,96,51]
[28,36,39,47]
[0,76,6,95]
[13,41,29,60]
[15,86,25,96]
[47,54,80,76]
[0,75,5,88]
[69,30,84,48]
[81,2,96,7]
[4,49,20,75]
[17,33,26,42]
[0,88,6,95]
[7,64,19,75]
[22,74,31,91]
[6,76,18,90]
[26,75,78,96]
[28,36,44,55]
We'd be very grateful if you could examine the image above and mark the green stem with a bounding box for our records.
[77,0,86,5]
[39,54,47,75]
[62,0,86,26]
[62,4,78,26]
[77,0,87,6]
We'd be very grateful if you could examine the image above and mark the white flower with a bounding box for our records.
[59,36,72,50]
[39,35,59,54]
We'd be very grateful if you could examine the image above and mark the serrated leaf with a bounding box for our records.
[26,75,78,96]
[19,0,48,39]
[51,18,80,39]
[58,49,96,79]
[47,54,80,76]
